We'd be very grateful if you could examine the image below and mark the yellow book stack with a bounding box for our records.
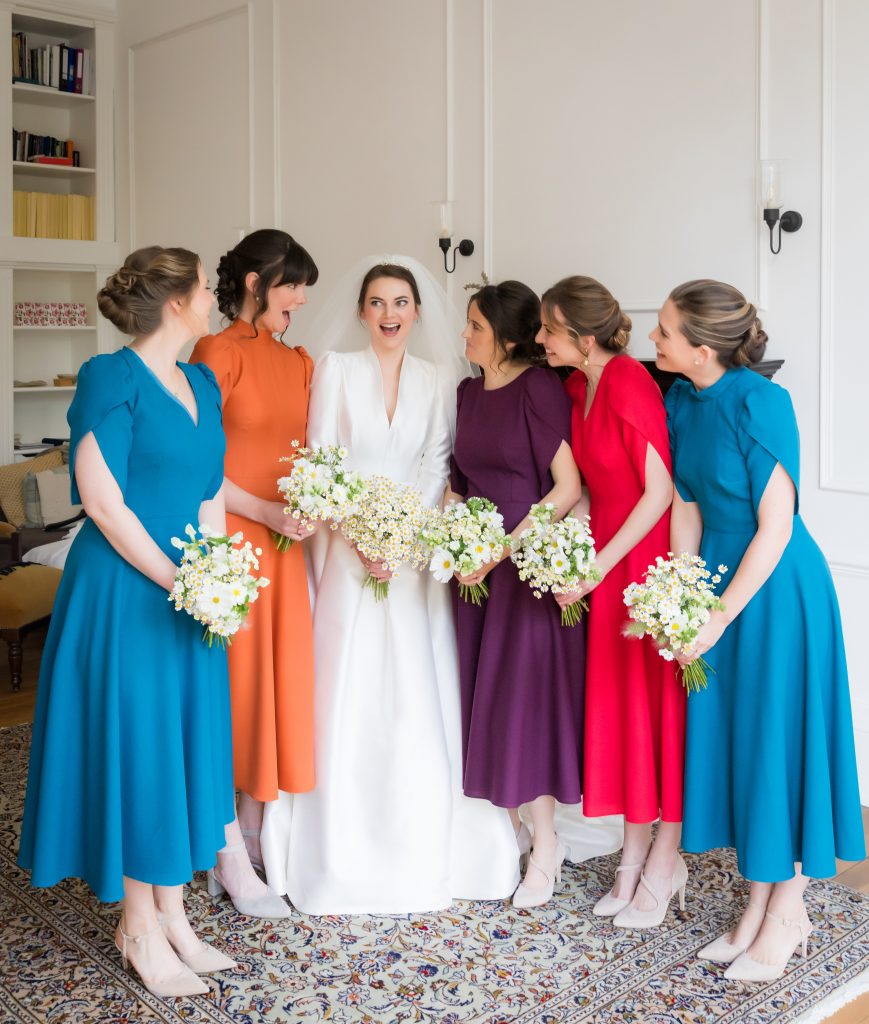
[12,190,95,241]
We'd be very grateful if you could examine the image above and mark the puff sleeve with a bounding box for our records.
[189,332,242,406]
[67,352,137,504]
[307,351,344,448]
[194,362,226,500]
[609,359,672,482]
[737,379,800,516]
[664,379,696,503]
[416,365,454,508]
[523,368,572,480]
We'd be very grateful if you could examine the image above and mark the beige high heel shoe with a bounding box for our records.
[612,853,688,929]
[156,911,237,975]
[593,862,644,917]
[724,908,812,982]
[516,823,532,873]
[207,840,292,919]
[115,919,208,998]
[698,901,768,963]
[512,838,566,909]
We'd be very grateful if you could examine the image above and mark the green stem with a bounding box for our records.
[458,581,489,606]
[270,530,296,552]
[680,657,713,694]
[363,574,390,602]
[560,597,588,628]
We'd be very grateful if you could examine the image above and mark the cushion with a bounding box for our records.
[0,564,62,629]
[0,450,64,528]
[34,468,81,528]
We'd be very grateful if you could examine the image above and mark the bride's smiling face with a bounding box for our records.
[360,277,418,352]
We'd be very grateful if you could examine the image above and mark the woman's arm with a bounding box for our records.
[223,478,309,541]
[75,432,178,592]
[458,440,582,586]
[558,443,672,607]
[670,490,703,557]
[678,463,794,663]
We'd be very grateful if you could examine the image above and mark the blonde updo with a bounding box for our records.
[98,246,200,337]
[541,275,631,353]
[669,279,767,367]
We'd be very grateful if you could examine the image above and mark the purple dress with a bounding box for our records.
[451,367,585,808]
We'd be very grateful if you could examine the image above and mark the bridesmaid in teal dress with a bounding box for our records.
[654,279,865,982]
[18,247,237,997]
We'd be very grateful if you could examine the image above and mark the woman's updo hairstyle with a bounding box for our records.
[669,279,767,367]
[215,229,319,330]
[468,280,544,365]
[541,275,631,353]
[357,263,422,312]
[98,245,200,337]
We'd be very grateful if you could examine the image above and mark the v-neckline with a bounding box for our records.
[582,354,620,422]
[367,346,406,430]
[126,347,200,427]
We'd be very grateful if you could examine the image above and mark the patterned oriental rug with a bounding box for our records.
[1,723,867,1024]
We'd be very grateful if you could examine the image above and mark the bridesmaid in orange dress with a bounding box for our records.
[537,276,686,929]
[190,229,318,916]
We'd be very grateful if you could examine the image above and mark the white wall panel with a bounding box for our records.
[129,5,250,339]
[276,0,448,314]
[488,0,759,343]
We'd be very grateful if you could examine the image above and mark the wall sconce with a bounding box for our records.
[434,201,474,273]
[760,161,803,254]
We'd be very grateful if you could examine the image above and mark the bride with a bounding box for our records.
[260,255,520,914]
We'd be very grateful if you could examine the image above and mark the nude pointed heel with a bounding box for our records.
[724,909,812,982]
[114,919,208,998]
[156,911,237,974]
[512,839,566,909]
[612,853,688,929]
[593,862,645,917]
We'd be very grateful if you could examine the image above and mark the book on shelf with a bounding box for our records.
[12,129,76,164]
[13,191,95,241]
[11,31,94,96]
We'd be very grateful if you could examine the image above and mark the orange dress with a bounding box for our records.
[190,319,314,801]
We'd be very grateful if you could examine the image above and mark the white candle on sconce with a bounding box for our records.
[760,161,781,210]
[433,201,453,240]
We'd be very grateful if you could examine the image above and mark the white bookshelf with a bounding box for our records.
[0,3,117,462]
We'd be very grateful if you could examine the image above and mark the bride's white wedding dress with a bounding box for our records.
[260,346,520,914]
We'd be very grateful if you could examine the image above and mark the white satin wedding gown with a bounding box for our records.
[260,347,520,914]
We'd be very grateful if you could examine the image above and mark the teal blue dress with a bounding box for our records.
[18,347,235,903]
[666,368,865,882]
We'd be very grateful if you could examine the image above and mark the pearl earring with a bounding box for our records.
[693,359,700,366]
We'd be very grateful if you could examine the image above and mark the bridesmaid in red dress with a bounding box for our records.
[537,276,687,929]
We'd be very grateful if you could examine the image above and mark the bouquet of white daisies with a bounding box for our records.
[623,552,728,693]
[510,503,602,626]
[274,441,365,552]
[419,496,509,606]
[341,475,432,601]
[170,524,269,647]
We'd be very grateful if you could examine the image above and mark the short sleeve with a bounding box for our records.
[523,368,571,479]
[738,379,800,515]
[449,376,473,495]
[295,345,315,391]
[67,353,137,504]
[192,362,226,500]
[307,351,344,447]
[664,379,696,503]
[609,359,673,481]
[189,332,242,406]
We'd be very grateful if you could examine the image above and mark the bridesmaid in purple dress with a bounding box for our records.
[448,281,584,908]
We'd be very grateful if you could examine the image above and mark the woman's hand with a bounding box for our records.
[354,546,393,581]
[258,500,311,541]
[455,549,508,588]
[554,577,601,607]
[676,608,729,665]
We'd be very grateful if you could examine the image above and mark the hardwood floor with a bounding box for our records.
[2,629,868,1021]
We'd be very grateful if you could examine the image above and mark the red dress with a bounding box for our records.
[566,355,684,823]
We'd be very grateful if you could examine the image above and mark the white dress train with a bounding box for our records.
[260,348,520,914]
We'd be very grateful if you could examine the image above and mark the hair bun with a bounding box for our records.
[734,317,768,366]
